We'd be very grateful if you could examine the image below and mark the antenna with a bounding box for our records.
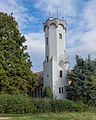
[49,12,51,18]
[57,8,58,18]
[62,16,64,20]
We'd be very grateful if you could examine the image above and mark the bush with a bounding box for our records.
[74,101,89,112]
[33,98,51,113]
[51,99,89,112]
[0,94,35,114]
[43,86,53,99]
[51,99,73,112]
[0,94,89,114]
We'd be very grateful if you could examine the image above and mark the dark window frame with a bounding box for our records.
[47,56,48,63]
[59,87,61,94]
[59,33,62,39]
[60,70,62,78]
[62,87,63,94]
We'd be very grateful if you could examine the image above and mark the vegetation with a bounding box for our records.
[33,98,51,113]
[0,12,38,94]
[51,99,88,112]
[0,94,90,114]
[66,55,96,106]
[0,112,96,120]
[0,94,35,114]
[43,86,53,99]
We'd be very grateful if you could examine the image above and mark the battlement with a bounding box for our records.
[43,18,67,31]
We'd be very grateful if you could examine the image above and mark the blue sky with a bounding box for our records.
[0,0,96,72]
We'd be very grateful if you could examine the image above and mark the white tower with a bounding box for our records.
[43,17,69,99]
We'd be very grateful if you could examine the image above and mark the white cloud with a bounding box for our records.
[0,0,35,30]
[67,0,96,54]
[25,32,45,54]
[24,32,45,72]
[35,0,77,17]
[83,0,96,30]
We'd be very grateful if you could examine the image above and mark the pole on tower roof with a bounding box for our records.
[57,8,58,18]
[62,16,64,20]
[49,12,51,18]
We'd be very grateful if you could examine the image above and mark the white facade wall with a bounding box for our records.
[43,18,69,99]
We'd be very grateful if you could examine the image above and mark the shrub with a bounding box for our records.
[43,86,53,99]
[74,101,89,112]
[51,99,73,112]
[0,94,35,114]
[0,94,89,114]
[50,99,89,112]
[33,98,51,113]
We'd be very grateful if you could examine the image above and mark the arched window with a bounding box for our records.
[60,70,62,78]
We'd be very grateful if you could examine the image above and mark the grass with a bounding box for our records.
[0,111,96,120]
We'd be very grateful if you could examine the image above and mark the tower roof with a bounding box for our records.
[43,18,67,31]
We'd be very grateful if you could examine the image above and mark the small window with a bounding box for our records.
[46,37,48,45]
[59,33,62,39]
[47,74,49,77]
[60,70,62,78]
[62,87,63,94]
[59,87,61,94]
[47,56,48,63]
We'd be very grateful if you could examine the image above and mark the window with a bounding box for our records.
[47,56,48,63]
[62,87,63,94]
[59,87,61,94]
[59,87,64,94]
[60,70,62,78]
[47,74,49,77]
[46,37,48,45]
[59,33,62,39]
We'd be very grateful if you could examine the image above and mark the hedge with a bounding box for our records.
[0,94,89,114]
[33,98,51,113]
[0,94,35,114]
[51,99,89,112]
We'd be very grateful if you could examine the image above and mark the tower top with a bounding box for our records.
[43,18,67,32]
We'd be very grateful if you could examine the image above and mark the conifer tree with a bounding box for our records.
[66,55,96,106]
[43,86,53,99]
[0,12,38,94]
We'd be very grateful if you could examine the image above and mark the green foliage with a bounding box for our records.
[0,94,89,114]
[33,98,51,113]
[0,94,35,114]
[43,86,53,99]
[0,12,38,94]
[66,55,96,106]
[33,98,89,113]
[74,101,89,112]
[51,99,88,112]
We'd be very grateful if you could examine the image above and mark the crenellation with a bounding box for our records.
[43,18,67,31]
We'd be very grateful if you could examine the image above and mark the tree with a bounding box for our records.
[43,86,53,99]
[0,12,38,94]
[66,55,96,106]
